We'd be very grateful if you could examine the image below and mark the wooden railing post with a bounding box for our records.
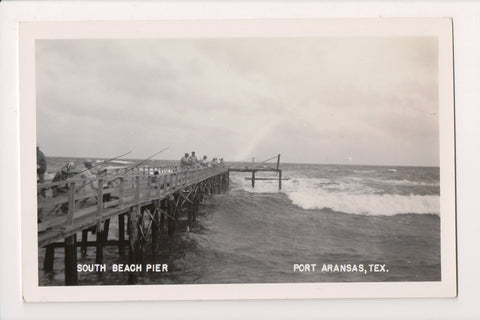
[169,173,174,192]
[135,175,141,208]
[157,174,162,199]
[119,177,125,209]
[147,175,152,200]
[66,181,76,225]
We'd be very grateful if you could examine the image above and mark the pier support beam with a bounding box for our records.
[95,180,105,267]
[187,191,194,230]
[95,223,104,266]
[160,199,167,232]
[152,201,161,253]
[128,207,139,284]
[103,218,110,244]
[43,245,55,272]
[65,234,78,286]
[118,214,125,256]
[167,195,177,236]
[193,188,199,221]
[81,230,89,256]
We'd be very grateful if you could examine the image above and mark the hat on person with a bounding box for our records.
[62,161,75,173]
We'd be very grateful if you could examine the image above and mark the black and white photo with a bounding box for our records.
[19,19,456,301]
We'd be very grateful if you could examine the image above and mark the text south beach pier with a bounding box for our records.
[77,264,169,273]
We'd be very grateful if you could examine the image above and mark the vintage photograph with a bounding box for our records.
[20,19,456,300]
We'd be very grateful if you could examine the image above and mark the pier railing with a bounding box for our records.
[37,166,228,247]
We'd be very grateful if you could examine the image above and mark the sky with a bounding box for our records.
[36,37,439,166]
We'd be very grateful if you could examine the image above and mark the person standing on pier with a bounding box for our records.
[37,145,47,222]
[79,160,98,194]
[52,162,75,197]
[180,153,190,169]
[200,155,209,167]
[188,151,199,168]
[36,145,47,183]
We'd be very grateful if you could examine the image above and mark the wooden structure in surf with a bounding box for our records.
[229,154,285,190]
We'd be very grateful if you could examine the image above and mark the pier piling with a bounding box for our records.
[43,244,54,272]
[118,214,125,256]
[64,234,77,286]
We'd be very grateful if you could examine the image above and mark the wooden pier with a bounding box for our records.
[37,166,229,285]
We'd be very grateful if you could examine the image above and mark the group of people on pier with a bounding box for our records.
[37,145,227,223]
[37,147,226,200]
[180,151,224,170]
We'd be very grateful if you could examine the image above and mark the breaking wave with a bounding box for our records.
[229,174,440,216]
[287,189,439,216]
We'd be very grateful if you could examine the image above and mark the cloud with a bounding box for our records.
[36,37,439,166]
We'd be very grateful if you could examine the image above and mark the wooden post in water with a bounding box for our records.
[43,245,55,272]
[278,170,282,190]
[276,154,281,170]
[226,170,230,190]
[251,171,256,188]
[128,206,138,284]
[65,182,78,284]
[160,199,167,232]
[187,190,194,230]
[167,195,176,236]
[132,176,142,261]
[103,218,110,244]
[193,186,199,221]
[118,214,125,256]
[95,179,104,266]
[152,200,160,253]
[81,230,88,256]
[65,234,77,285]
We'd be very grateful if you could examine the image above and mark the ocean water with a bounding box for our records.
[39,159,441,285]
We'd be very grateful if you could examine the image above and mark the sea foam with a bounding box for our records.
[230,174,440,216]
[287,189,440,216]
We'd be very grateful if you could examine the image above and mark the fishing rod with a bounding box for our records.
[259,155,280,163]
[71,151,132,178]
[118,147,169,177]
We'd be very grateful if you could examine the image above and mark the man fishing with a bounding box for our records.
[79,160,98,193]
[52,162,76,197]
